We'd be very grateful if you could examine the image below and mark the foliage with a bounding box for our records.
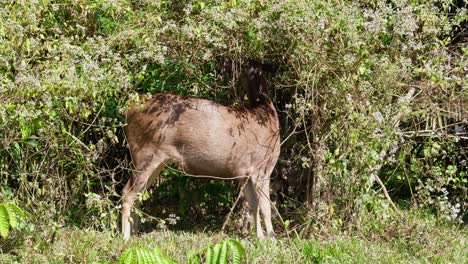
[1,224,466,263]
[116,238,245,264]
[0,0,466,242]
[190,239,245,264]
[118,247,177,264]
[384,138,467,221]
[0,202,25,239]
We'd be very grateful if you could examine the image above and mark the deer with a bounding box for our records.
[121,64,280,240]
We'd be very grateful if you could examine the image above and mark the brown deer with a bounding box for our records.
[121,65,280,240]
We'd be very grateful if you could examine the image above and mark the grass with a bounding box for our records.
[0,211,466,263]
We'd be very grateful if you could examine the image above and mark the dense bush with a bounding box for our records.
[0,0,466,239]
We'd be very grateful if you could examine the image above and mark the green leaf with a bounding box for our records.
[118,247,178,264]
[219,241,228,264]
[154,247,163,257]
[118,248,132,264]
[189,254,201,264]
[0,203,25,239]
[0,205,9,238]
[228,239,245,264]
[6,204,19,229]
[205,246,214,264]
[212,242,222,264]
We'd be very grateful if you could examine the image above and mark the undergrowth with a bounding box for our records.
[0,210,466,263]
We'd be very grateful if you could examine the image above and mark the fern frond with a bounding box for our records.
[135,247,145,263]
[118,248,132,264]
[189,253,201,264]
[212,242,222,264]
[205,245,214,264]
[189,239,246,264]
[118,247,178,264]
[228,239,245,264]
[219,241,228,264]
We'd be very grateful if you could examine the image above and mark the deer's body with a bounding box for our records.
[122,67,280,240]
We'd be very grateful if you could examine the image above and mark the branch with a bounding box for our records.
[374,175,399,214]
[221,179,249,232]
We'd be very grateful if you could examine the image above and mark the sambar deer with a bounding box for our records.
[121,65,280,240]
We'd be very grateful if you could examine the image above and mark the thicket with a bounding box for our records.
[0,0,466,241]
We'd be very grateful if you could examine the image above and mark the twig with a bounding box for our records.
[161,163,250,180]
[374,175,399,214]
[221,179,249,232]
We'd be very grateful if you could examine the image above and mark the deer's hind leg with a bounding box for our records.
[257,172,274,238]
[242,175,265,239]
[122,151,166,240]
